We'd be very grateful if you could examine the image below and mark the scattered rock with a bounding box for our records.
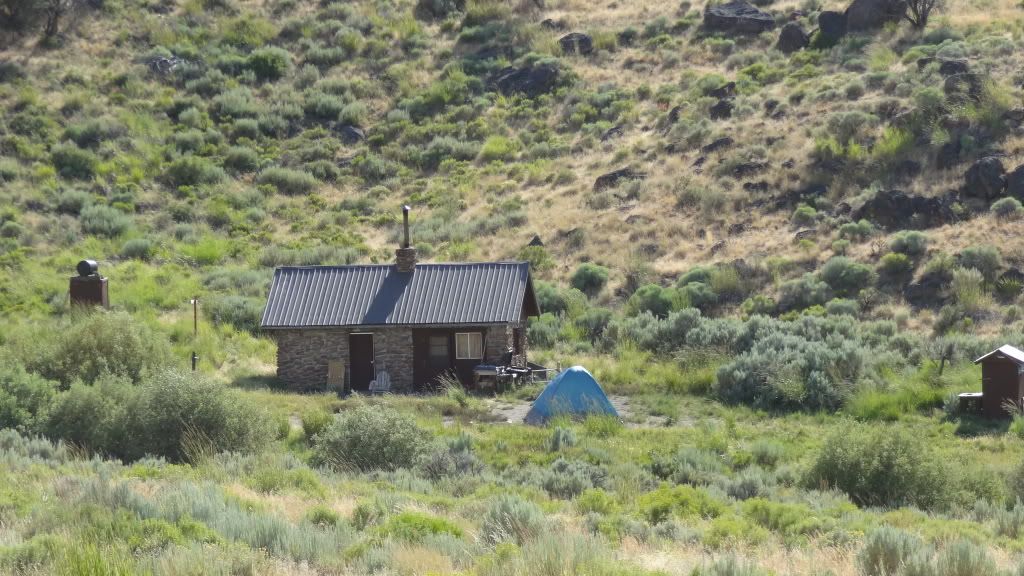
[845,0,907,31]
[1007,164,1024,200]
[1004,108,1024,125]
[776,22,809,54]
[559,32,593,55]
[701,137,734,154]
[667,105,682,125]
[817,10,847,42]
[338,125,365,144]
[703,0,775,34]
[147,56,184,75]
[781,159,795,169]
[743,180,769,193]
[944,73,983,102]
[936,139,962,170]
[835,201,852,216]
[938,59,969,76]
[894,159,921,181]
[709,82,737,99]
[528,234,544,247]
[710,99,734,120]
[853,189,957,230]
[963,156,1007,200]
[710,240,728,255]
[794,228,816,241]
[601,125,624,141]
[764,99,779,115]
[728,222,747,235]
[904,274,948,308]
[916,56,936,70]
[490,63,560,97]
[594,167,644,191]
[734,162,768,178]
[693,156,707,168]
[1001,268,1024,284]
[540,18,566,30]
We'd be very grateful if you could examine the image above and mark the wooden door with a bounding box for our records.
[413,330,453,390]
[349,333,374,392]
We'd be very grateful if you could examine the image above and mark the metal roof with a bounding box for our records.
[974,345,1024,365]
[261,262,539,328]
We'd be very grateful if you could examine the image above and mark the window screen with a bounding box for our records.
[455,332,483,359]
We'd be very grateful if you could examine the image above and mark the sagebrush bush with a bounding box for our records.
[51,143,97,179]
[957,245,1001,283]
[165,155,226,187]
[120,238,155,260]
[247,47,292,81]
[858,526,926,576]
[819,257,877,297]
[80,204,132,238]
[889,231,929,258]
[203,296,264,333]
[312,404,429,471]
[570,263,610,297]
[257,167,318,195]
[808,424,948,509]
[480,495,546,546]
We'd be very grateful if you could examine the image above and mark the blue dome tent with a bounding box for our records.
[524,366,619,425]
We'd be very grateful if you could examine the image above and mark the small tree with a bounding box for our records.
[905,0,943,29]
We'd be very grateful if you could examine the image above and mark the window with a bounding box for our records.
[455,332,483,359]
[429,336,448,361]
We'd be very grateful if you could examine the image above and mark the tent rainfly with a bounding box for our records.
[524,366,619,425]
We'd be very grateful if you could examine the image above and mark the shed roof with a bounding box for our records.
[974,345,1024,365]
[260,262,539,328]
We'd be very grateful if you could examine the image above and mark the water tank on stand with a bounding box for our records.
[69,259,109,308]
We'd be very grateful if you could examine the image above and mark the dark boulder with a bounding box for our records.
[540,18,567,30]
[1001,268,1024,284]
[702,137,734,154]
[667,105,682,125]
[743,180,769,193]
[1005,108,1024,126]
[734,161,768,178]
[853,189,957,230]
[528,234,544,247]
[559,32,594,55]
[894,160,922,181]
[818,11,847,42]
[710,99,734,120]
[594,167,644,191]
[709,82,737,99]
[338,125,365,144]
[490,63,560,97]
[936,139,962,170]
[1007,164,1024,200]
[938,59,969,76]
[944,73,983,102]
[845,0,907,31]
[601,125,624,141]
[916,56,936,70]
[704,1,775,35]
[963,156,1006,200]
[904,273,949,309]
[776,22,809,53]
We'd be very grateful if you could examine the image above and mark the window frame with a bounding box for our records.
[454,332,483,360]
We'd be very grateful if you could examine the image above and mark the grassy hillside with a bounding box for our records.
[8,0,1024,574]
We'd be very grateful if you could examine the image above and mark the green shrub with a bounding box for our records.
[79,204,132,238]
[807,424,947,509]
[121,238,155,260]
[0,359,57,434]
[571,263,610,297]
[376,511,463,542]
[776,273,832,313]
[223,146,260,173]
[301,408,332,441]
[165,155,226,187]
[478,135,517,162]
[957,245,1001,283]
[18,311,170,387]
[312,404,429,471]
[858,526,926,576]
[51,143,97,179]
[637,484,725,524]
[934,539,996,576]
[890,231,929,258]
[627,284,681,318]
[247,47,292,81]
[257,167,318,195]
[791,204,817,227]
[480,495,545,546]
[203,296,264,333]
[692,556,768,576]
[878,253,914,286]
[548,426,577,452]
[992,197,1023,219]
[838,219,874,241]
[819,256,877,297]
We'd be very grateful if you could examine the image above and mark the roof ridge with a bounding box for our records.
[274,261,528,270]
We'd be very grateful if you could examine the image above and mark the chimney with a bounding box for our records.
[395,205,417,273]
[69,259,109,308]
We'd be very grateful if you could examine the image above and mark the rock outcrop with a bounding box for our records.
[776,22,809,53]
[491,63,560,97]
[559,32,593,55]
[963,157,1007,200]
[845,0,907,31]
[704,1,775,34]
[853,189,957,230]
[594,167,644,191]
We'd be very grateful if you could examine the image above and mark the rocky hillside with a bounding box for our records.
[2,0,1024,338]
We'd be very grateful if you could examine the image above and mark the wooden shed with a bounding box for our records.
[973,345,1024,418]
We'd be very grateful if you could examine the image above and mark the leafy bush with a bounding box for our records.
[878,253,914,286]
[257,167,318,195]
[890,231,929,258]
[627,284,680,318]
[301,409,332,441]
[807,424,947,509]
[571,263,610,297]
[858,526,926,576]
[958,245,1001,282]
[377,511,463,542]
[312,404,429,471]
[165,155,226,187]
[79,204,132,238]
[776,274,831,312]
[637,484,725,524]
[819,257,877,297]
[0,359,57,433]
[478,135,517,162]
[480,495,545,545]
[223,146,261,173]
[247,47,292,81]
[121,238,155,260]
[51,143,97,179]
[17,311,171,387]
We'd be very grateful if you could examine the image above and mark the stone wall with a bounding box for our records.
[273,327,414,392]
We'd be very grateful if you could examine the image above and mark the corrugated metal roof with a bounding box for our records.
[974,344,1024,365]
[261,262,537,328]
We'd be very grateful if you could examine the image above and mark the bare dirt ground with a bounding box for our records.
[485,395,636,425]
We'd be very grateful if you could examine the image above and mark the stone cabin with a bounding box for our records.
[261,217,540,392]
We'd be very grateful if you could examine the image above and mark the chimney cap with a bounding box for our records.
[77,259,99,277]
